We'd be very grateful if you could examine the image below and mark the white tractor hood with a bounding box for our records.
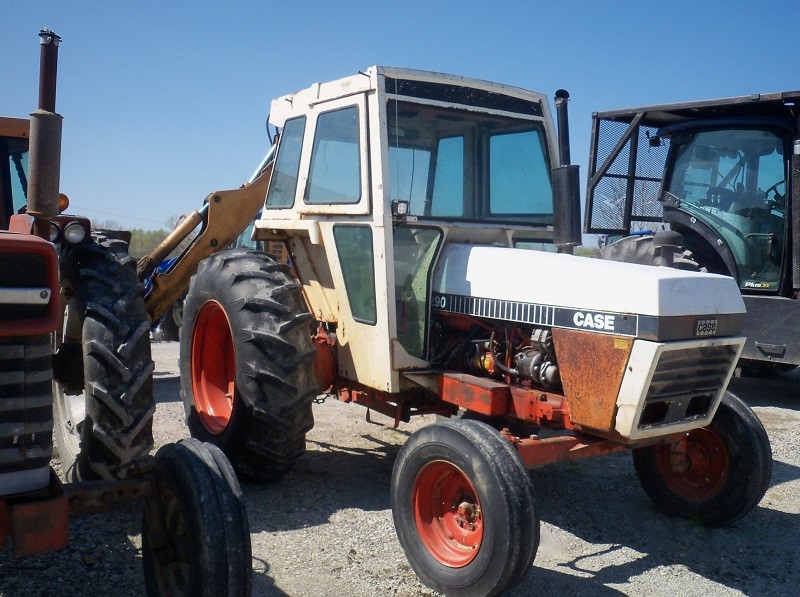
[431,244,745,319]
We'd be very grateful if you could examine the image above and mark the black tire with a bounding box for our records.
[0,335,53,491]
[391,419,539,596]
[632,391,772,527]
[53,233,155,481]
[180,249,317,480]
[142,438,252,596]
[598,234,704,271]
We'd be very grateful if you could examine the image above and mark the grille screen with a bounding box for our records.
[0,253,47,287]
[638,343,738,429]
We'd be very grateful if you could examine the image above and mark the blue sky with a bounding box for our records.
[4,1,797,231]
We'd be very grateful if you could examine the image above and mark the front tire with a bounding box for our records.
[632,391,772,527]
[53,234,155,481]
[391,419,539,596]
[180,249,317,479]
[142,439,252,596]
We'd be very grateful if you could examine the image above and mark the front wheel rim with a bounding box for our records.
[656,428,729,500]
[190,301,235,435]
[412,460,483,567]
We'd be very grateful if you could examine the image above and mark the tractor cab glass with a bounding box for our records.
[386,100,553,224]
[1,136,29,225]
[664,128,786,291]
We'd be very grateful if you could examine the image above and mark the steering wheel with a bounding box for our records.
[763,180,785,205]
[705,186,735,210]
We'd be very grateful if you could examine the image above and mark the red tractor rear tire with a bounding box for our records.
[391,419,539,596]
[180,249,317,479]
[632,391,772,527]
[53,233,155,481]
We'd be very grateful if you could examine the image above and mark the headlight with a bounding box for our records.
[63,221,86,244]
[49,222,61,243]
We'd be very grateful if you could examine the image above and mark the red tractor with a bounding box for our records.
[0,30,251,595]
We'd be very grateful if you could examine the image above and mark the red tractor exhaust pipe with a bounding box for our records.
[27,29,63,239]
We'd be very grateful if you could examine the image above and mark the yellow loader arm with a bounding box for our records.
[140,161,273,323]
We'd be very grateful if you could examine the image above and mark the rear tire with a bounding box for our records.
[391,419,539,596]
[180,249,317,479]
[53,233,155,481]
[599,234,703,270]
[142,439,252,596]
[632,391,772,527]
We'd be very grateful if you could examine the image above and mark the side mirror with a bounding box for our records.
[552,165,581,252]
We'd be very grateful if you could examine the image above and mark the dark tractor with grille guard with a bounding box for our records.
[587,90,800,376]
[1,30,252,595]
[148,67,770,596]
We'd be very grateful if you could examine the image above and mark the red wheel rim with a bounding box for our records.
[655,428,729,500]
[191,301,236,435]
[412,460,483,567]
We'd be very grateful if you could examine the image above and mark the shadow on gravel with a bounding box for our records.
[240,426,798,596]
[242,432,410,534]
[519,454,799,596]
[152,373,182,403]
[0,503,146,596]
[516,566,627,596]
[251,556,291,597]
[729,371,800,409]
[772,459,800,486]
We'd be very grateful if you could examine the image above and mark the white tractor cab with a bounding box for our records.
[180,67,769,596]
[256,67,575,392]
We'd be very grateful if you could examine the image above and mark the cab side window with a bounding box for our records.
[306,106,361,204]
[265,116,306,208]
[333,225,376,325]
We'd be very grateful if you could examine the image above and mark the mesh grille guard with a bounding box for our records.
[638,343,740,429]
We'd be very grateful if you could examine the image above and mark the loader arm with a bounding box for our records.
[142,161,272,323]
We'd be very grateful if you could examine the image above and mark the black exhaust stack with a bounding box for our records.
[27,29,63,240]
[554,89,572,166]
[552,89,581,253]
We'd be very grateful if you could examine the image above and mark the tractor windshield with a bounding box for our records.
[665,128,786,290]
[386,100,553,225]
[1,136,29,220]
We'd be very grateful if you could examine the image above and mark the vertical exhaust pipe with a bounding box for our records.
[552,89,581,253]
[554,89,571,166]
[27,28,63,239]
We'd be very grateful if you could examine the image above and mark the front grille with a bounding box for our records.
[0,336,54,477]
[638,343,739,429]
[0,253,47,287]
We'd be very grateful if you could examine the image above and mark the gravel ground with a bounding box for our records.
[2,340,798,596]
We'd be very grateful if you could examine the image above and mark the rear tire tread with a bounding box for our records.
[54,233,155,481]
[181,249,316,480]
